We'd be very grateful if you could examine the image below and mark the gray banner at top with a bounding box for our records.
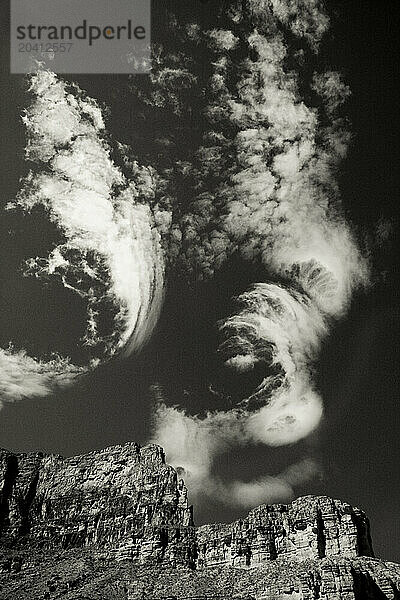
[10,0,151,74]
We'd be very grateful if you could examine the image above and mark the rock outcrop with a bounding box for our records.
[0,444,195,566]
[196,496,374,568]
[0,442,398,600]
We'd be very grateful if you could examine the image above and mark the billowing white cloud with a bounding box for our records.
[1,70,166,403]
[225,458,321,508]
[268,0,330,48]
[151,399,321,508]
[150,0,368,508]
[0,347,83,406]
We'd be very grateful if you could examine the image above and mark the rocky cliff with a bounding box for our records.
[196,496,373,568]
[0,444,195,566]
[0,443,399,600]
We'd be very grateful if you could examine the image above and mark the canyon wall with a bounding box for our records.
[196,495,374,568]
[0,443,195,566]
[0,443,398,600]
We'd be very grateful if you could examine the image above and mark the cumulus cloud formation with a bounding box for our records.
[152,397,321,509]
[150,0,368,506]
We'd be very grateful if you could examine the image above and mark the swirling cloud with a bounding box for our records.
[150,0,368,506]
[2,1,369,510]
[1,70,166,405]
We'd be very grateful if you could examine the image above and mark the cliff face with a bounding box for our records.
[0,444,195,566]
[197,496,374,568]
[0,443,398,600]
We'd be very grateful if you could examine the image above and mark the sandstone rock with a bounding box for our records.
[196,495,374,568]
[0,442,398,600]
[0,444,195,567]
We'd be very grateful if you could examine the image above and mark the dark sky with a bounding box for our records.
[0,0,399,562]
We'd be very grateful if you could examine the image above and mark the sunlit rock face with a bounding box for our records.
[0,442,399,600]
[0,443,372,566]
[196,496,374,568]
[0,443,195,567]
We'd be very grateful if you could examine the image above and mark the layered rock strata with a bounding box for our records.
[0,443,398,600]
[0,444,195,566]
[196,495,374,568]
